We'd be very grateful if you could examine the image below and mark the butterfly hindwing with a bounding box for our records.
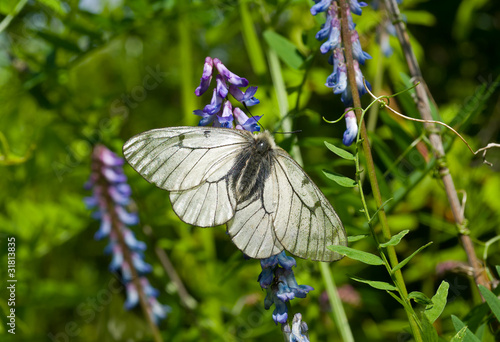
[227,162,284,259]
[272,151,347,262]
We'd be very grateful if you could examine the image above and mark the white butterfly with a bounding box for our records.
[123,126,347,262]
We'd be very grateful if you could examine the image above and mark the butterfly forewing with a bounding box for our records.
[123,127,251,192]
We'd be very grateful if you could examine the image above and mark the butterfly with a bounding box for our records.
[123,126,347,262]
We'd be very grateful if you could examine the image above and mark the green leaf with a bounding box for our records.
[451,315,481,342]
[263,30,304,70]
[408,291,432,305]
[328,245,384,266]
[478,285,500,322]
[348,234,369,243]
[323,170,357,188]
[324,141,355,160]
[421,314,439,342]
[425,281,449,324]
[35,0,66,16]
[450,326,468,342]
[391,242,432,274]
[350,276,397,291]
[379,230,409,248]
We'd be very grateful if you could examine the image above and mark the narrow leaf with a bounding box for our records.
[478,285,500,322]
[263,30,304,70]
[323,170,357,188]
[348,234,369,243]
[350,276,397,291]
[324,141,355,160]
[391,242,432,274]
[425,281,449,324]
[421,314,439,342]
[386,290,405,306]
[35,0,65,16]
[451,315,481,342]
[368,198,393,224]
[328,245,384,266]
[408,291,432,305]
[379,230,409,248]
[450,327,468,342]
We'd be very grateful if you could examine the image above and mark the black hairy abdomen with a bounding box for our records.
[229,139,274,203]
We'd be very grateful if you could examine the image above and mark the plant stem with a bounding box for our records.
[320,263,354,342]
[383,0,491,291]
[337,1,422,340]
[267,43,354,341]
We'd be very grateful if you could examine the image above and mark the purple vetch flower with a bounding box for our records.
[349,0,367,16]
[195,56,214,96]
[258,251,314,325]
[312,0,372,107]
[342,108,358,146]
[283,313,310,342]
[233,108,262,133]
[85,144,169,324]
[193,56,262,130]
[351,31,372,65]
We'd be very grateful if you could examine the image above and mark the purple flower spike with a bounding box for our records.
[98,146,124,166]
[315,18,332,41]
[277,252,296,269]
[258,267,274,288]
[229,85,260,106]
[258,252,313,326]
[234,108,261,132]
[115,206,139,226]
[86,144,170,324]
[342,109,358,146]
[310,0,332,16]
[94,214,112,240]
[203,88,224,116]
[351,31,372,65]
[140,277,160,298]
[123,228,147,251]
[350,0,367,16]
[216,74,229,98]
[320,21,341,54]
[213,58,249,87]
[261,255,278,269]
[124,282,139,309]
[131,252,153,273]
[195,57,213,96]
[272,296,288,325]
[103,167,127,183]
[219,101,233,124]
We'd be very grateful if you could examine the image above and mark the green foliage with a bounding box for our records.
[1,0,499,341]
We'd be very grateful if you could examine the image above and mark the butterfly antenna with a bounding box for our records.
[243,102,265,131]
[274,130,302,135]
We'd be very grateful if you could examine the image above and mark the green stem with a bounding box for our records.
[337,0,422,340]
[0,0,28,34]
[177,6,197,126]
[267,41,354,342]
[320,263,355,342]
[239,0,267,77]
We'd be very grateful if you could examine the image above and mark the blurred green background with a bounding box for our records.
[0,0,499,341]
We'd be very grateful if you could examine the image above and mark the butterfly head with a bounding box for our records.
[254,131,276,155]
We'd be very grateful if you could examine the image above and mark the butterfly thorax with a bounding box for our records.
[232,131,276,203]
